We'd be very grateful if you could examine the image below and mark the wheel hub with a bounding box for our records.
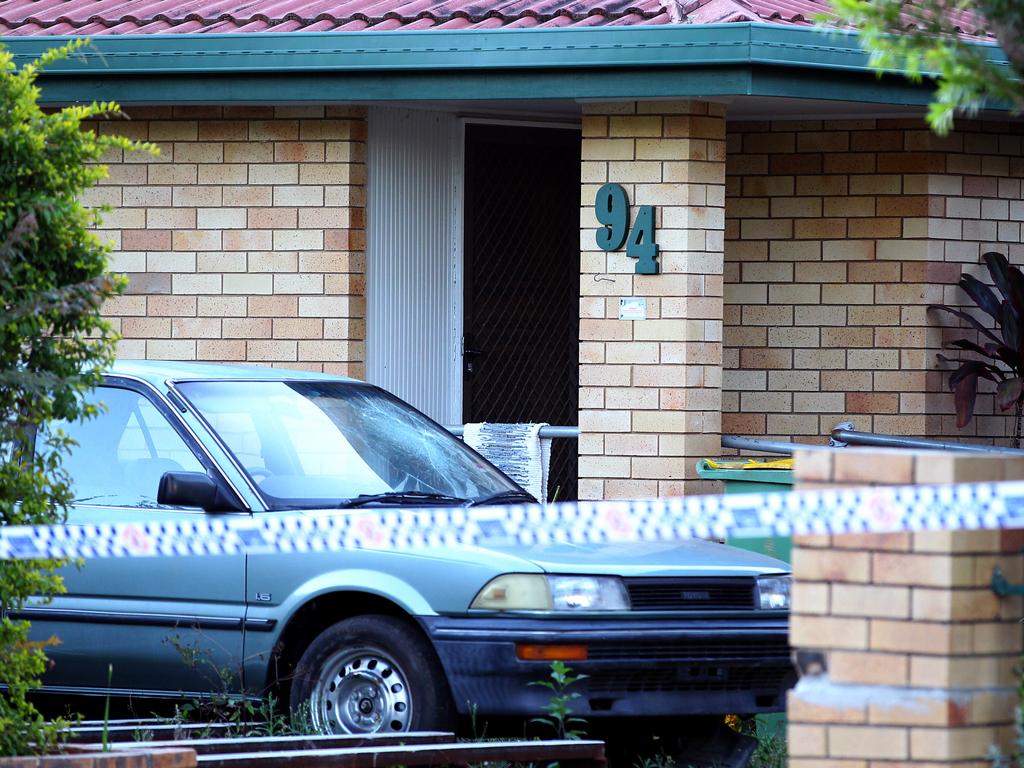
[311,649,413,734]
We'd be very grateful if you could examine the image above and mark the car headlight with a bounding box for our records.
[470,574,630,611]
[756,575,791,610]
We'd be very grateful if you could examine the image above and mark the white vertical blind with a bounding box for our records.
[366,107,460,424]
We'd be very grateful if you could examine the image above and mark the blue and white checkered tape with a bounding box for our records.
[3,480,1024,561]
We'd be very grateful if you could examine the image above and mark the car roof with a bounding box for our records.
[109,359,361,387]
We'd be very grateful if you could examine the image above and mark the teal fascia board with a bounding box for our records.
[24,67,941,107]
[22,67,756,104]
[0,23,1011,105]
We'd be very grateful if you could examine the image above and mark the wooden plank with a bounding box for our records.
[67,723,252,743]
[78,719,170,727]
[79,732,455,755]
[58,747,200,768]
[199,739,607,768]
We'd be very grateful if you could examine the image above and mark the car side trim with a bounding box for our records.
[12,683,262,702]
[12,607,276,632]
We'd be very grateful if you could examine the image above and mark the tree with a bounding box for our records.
[0,39,153,755]
[827,0,1024,134]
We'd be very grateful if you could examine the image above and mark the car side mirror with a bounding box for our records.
[158,471,243,513]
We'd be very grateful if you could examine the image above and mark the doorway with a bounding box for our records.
[462,123,581,501]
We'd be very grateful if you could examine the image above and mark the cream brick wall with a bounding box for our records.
[724,118,1024,446]
[86,105,367,375]
[580,101,725,499]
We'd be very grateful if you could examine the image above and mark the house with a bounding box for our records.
[2,0,1021,500]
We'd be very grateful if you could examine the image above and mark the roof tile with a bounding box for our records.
[0,0,995,40]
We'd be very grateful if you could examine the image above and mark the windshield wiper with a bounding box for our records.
[470,489,537,507]
[338,491,468,509]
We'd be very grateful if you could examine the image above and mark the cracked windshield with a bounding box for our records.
[178,380,516,509]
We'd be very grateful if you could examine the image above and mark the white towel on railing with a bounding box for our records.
[462,422,551,503]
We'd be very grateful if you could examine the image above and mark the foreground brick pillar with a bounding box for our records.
[578,101,725,500]
[788,448,1024,766]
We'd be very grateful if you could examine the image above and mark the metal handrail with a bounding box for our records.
[722,422,1024,456]
[829,422,1024,455]
[720,435,822,456]
[447,425,580,439]
[450,423,1018,453]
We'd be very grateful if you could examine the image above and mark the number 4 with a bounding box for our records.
[627,205,659,275]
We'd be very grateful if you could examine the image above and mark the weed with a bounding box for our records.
[748,726,786,768]
[729,716,786,768]
[987,656,1024,767]
[166,633,315,737]
[633,750,676,768]
[102,664,113,752]
[529,661,588,741]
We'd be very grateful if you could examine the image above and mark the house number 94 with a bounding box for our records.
[594,183,659,275]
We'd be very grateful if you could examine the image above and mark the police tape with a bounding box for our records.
[3,479,1024,561]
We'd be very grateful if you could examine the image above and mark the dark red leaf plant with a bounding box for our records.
[930,251,1024,447]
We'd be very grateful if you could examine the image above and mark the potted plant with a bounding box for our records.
[930,251,1024,447]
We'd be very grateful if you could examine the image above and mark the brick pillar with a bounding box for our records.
[788,448,1024,766]
[578,101,725,500]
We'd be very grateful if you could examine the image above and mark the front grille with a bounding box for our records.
[589,636,790,661]
[588,665,792,694]
[625,577,756,611]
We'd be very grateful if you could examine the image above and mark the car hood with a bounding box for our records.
[480,537,789,576]
[299,507,787,576]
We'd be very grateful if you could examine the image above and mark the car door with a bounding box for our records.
[23,381,248,698]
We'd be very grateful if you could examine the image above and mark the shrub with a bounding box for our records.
[0,39,153,755]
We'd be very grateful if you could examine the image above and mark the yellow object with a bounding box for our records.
[703,458,794,470]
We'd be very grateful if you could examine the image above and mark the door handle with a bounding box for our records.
[464,347,484,375]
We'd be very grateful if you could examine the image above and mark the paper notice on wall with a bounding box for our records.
[618,297,647,320]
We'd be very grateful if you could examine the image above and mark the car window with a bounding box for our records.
[179,380,519,509]
[57,387,205,508]
[199,410,266,475]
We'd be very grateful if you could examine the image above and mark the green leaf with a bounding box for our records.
[959,273,1002,321]
[947,360,1001,389]
[929,304,1002,345]
[984,251,1015,305]
[947,338,999,362]
[1001,300,1020,353]
[955,373,980,429]
[997,378,1024,412]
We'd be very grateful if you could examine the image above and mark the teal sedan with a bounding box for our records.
[19,361,793,734]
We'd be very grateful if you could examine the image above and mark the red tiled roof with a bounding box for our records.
[0,0,996,39]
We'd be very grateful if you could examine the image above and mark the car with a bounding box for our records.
[17,360,794,734]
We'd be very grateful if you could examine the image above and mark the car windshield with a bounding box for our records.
[177,380,520,509]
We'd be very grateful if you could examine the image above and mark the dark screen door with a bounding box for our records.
[463,124,581,501]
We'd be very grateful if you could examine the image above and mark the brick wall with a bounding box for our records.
[788,448,1024,766]
[85,105,367,375]
[724,119,1024,446]
[579,100,725,500]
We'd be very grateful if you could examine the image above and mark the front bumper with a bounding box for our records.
[420,614,795,718]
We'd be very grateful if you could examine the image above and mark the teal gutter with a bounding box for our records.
[3,24,1008,75]
[0,23,1011,105]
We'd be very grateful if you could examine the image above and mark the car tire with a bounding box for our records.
[289,614,456,735]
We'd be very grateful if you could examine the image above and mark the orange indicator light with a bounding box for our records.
[515,644,588,661]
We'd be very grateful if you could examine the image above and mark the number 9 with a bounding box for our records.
[595,183,628,252]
